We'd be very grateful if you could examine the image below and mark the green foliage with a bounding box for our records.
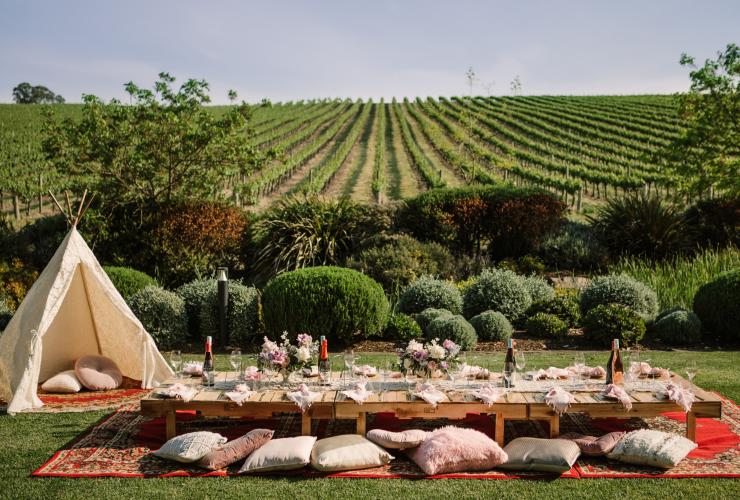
[0,300,13,331]
[521,275,555,303]
[580,274,659,319]
[469,310,513,342]
[262,266,389,345]
[525,312,568,337]
[198,282,263,347]
[538,221,609,271]
[427,315,478,350]
[397,276,463,315]
[1,214,68,271]
[103,266,156,301]
[684,196,740,249]
[0,258,38,310]
[175,278,215,340]
[693,268,740,341]
[384,313,423,341]
[651,308,703,345]
[462,268,531,320]
[583,303,646,347]
[528,296,581,327]
[128,286,188,350]
[413,308,454,335]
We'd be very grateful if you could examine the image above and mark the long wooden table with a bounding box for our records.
[140,372,722,444]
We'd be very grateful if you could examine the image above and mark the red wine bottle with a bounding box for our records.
[504,338,516,388]
[202,336,215,387]
[605,339,624,385]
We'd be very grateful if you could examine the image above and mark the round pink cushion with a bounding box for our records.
[74,355,123,391]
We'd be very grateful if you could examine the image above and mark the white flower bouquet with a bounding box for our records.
[397,338,460,378]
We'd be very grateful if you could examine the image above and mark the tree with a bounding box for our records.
[510,76,522,96]
[12,82,65,104]
[658,43,739,198]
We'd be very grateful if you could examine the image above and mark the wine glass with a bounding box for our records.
[515,351,526,382]
[230,349,242,380]
[685,360,698,384]
[343,349,356,385]
[573,352,586,379]
[170,350,182,377]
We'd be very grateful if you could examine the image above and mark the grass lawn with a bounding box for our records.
[1,350,738,499]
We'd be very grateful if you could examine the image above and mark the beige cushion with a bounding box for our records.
[153,431,227,463]
[311,434,394,472]
[239,436,316,473]
[74,355,123,390]
[560,431,625,456]
[41,370,82,394]
[498,437,580,473]
[197,429,274,470]
[607,429,697,468]
[367,429,429,450]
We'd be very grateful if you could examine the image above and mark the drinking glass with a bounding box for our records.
[685,360,698,383]
[404,369,416,395]
[515,351,526,382]
[230,349,242,379]
[573,352,586,379]
[170,350,182,377]
[343,349,356,384]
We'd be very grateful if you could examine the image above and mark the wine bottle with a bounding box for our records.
[318,336,330,384]
[504,338,516,388]
[605,339,624,385]
[202,336,215,387]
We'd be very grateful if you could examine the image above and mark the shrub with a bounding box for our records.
[0,258,38,309]
[528,296,581,327]
[103,266,157,301]
[176,278,215,339]
[262,266,390,345]
[462,268,531,320]
[198,282,263,346]
[384,313,423,341]
[413,308,454,335]
[469,310,512,341]
[525,312,568,337]
[651,309,702,345]
[0,300,13,331]
[580,274,659,319]
[427,315,478,350]
[0,214,68,271]
[345,234,457,294]
[693,268,740,341]
[522,275,555,304]
[538,221,609,271]
[684,196,739,249]
[583,304,646,347]
[129,286,188,350]
[397,276,463,315]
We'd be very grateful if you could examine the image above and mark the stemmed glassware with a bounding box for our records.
[573,352,586,380]
[516,351,526,382]
[170,350,182,377]
[343,349,356,386]
[230,349,242,381]
[685,360,698,384]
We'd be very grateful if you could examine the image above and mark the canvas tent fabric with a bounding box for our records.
[0,227,172,414]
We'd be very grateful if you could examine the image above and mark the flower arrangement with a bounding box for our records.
[259,332,318,374]
[398,338,460,378]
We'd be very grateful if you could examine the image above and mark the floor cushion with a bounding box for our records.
[366,429,429,450]
[498,437,580,473]
[311,434,394,472]
[153,431,227,463]
[41,370,82,394]
[74,355,123,390]
[560,431,625,456]
[239,436,317,473]
[197,429,274,470]
[406,426,507,475]
[606,429,697,468]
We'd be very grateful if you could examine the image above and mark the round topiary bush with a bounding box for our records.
[426,315,477,350]
[384,313,423,341]
[397,276,463,315]
[693,268,740,342]
[651,309,702,345]
[263,266,390,345]
[198,282,264,346]
[104,266,157,301]
[528,296,581,327]
[580,274,659,319]
[176,278,215,339]
[463,269,531,320]
[413,308,454,335]
[583,303,646,347]
[469,310,512,342]
[525,312,568,337]
[522,275,555,304]
[129,286,188,350]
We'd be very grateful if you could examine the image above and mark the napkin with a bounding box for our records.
[224,383,254,406]
[287,383,320,412]
[603,383,633,411]
[242,366,260,381]
[342,381,374,404]
[544,386,575,415]
[412,383,446,408]
[664,381,695,412]
[353,365,378,377]
[302,366,319,377]
[182,361,203,376]
[472,384,502,407]
[155,383,198,402]
[567,365,606,378]
[532,367,571,380]
[461,365,491,379]
[629,362,670,379]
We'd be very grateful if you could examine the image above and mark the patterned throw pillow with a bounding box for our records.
[606,429,697,468]
[406,426,507,475]
[366,429,429,450]
[498,437,580,473]
[197,429,274,470]
[560,432,625,456]
[153,432,227,463]
[239,436,317,473]
[41,370,82,394]
[311,434,394,472]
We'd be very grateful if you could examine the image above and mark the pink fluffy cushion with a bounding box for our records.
[74,355,123,391]
[197,429,274,470]
[560,432,625,456]
[406,426,507,475]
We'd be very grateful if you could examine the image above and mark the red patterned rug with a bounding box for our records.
[33,397,740,479]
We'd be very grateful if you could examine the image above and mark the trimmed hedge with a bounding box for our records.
[693,268,740,341]
[129,286,188,350]
[463,269,531,320]
[104,266,157,301]
[580,274,659,319]
[397,276,463,315]
[527,296,581,327]
[426,315,478,350]
[525,312,568,337]
[469,310,512,342]
[384,313,423,341]
[651,308,702,345]
[583,303,646,347]
[413,308,454,335]
[522,275,555,303]
[175,279,215,340]
[198,282,264,346]
[263,266,390,345]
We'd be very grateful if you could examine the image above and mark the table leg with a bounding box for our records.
[494,414,505,447]
[301,413,312,436]
[356,412,367,435]
[687,411,697,442]
[165,410,176,440]
[549,415,560,438]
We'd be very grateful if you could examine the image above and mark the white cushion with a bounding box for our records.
[311,434,394,472]
[498,437,580,473]
[607,429,697,469]
[367,429,428,450]
[239,436,317,473]
[41,370,82,394]
[153,431,227,463]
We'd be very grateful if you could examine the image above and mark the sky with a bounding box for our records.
[1,0,738,104]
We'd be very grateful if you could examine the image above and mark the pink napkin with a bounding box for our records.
[603,384,633,411]
[224,383,254,406]
[353,365,378,377]
[413,383,446,408]
[182,361,203,376]
[630,362,670,379]
[287,383,320,412]
[472,384,502,407]
[664,381,695,412]
[242,366,260,381]
[342,381,374,404]
[544,386,575,415]
[155,383,198,402]
[462,365,491,379]
[533,367,571,380]
[567,365,606,378]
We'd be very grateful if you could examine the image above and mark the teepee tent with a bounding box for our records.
[0,192,172,414]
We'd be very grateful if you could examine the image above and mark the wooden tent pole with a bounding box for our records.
[48,191,67,222]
